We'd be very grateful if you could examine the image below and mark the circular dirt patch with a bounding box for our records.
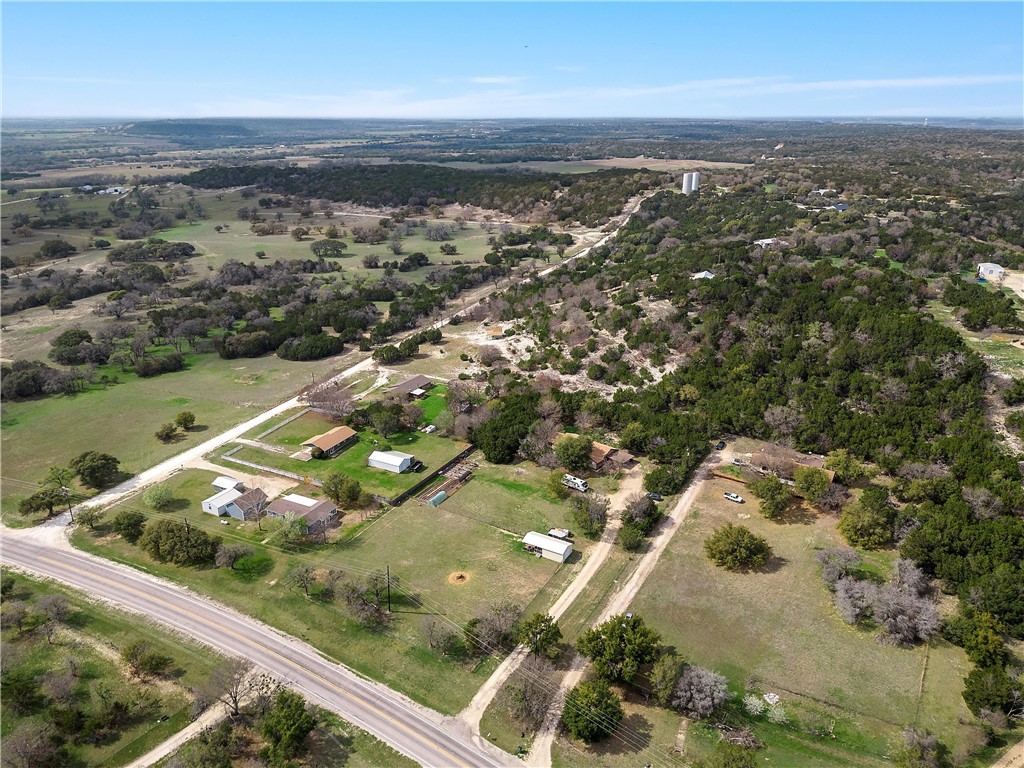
[447,571,471,585]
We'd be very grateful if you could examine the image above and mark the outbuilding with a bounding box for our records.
[522,531,573,563]
[978,263,1006,281]
[368,450,414,474]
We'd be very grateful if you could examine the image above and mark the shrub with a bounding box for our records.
[174,411,196,430]
[617,524,645,551]
[142,485,176,511]
[703,524,772,571]
[111,510,147,543]
[749,475,791,519]
[155,423,177,442]
[561,680,623,743]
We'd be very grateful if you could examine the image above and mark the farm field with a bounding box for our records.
[71,463,576,714]
[927,300,1024,375]
[0,570,220,768]
[0,347,365,520]
[626,477,982,766]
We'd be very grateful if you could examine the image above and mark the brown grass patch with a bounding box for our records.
[447,571,471,585]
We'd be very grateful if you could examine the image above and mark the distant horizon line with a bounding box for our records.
[3,115,1022,123]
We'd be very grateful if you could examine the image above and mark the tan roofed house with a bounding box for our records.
[302,425,358,458]
[267,493,339,534]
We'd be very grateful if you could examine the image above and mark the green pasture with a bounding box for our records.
[627,478,979,766]
[71,464,568,714]
[0,571,220,768]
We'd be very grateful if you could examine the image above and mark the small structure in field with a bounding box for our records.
[977,262,1006,281]
[692,270,715,280]
[368,450,414,474]
[522,531,573,563]
[753,237,789,249]
[302,425,358,458]
[751,446,835,483]
[266,493,338,534]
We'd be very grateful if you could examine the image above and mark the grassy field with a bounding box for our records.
[927,300,1024,375]
[626,478,981,766]
[71,465,571,715]
[0,571,220,768]
[0,348,366,519]
[222,422,467,498]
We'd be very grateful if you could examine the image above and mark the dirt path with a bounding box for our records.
[993,737,1024,768]
[458,467,644,731]
[526,448,729,767]
[122,701,230,768]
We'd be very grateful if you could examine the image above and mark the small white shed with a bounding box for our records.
[368,450,414,474]
[211,476,243,492]
[523,531,573,563]
[692,271,715,280]
[977,263,1006,281]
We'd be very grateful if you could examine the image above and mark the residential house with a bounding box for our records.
[302,425,358,458]
[389,375,433,398]
[201,477,268,521]
[556,434,635,471]
[266,493,339,534]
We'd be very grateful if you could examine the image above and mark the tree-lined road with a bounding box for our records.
[1,533,513,768]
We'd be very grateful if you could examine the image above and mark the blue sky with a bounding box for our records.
[2,2,1021,119]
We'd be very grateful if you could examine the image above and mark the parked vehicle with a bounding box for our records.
[732,458,746,466]
[562,474,589,492]
[646,492,663,501]
[423,424,437,433]
[715,440,726,450]
[723,492,744,503]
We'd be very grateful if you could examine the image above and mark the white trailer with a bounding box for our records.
[562,474,589,492]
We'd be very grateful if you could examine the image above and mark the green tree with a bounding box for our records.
[309,239,348,258]
[749,475,791,519]
[649,651,685,707]
[174,411,196,430]
[554,436,593,473]
[519,613,562,659]
[547,471,570,500]
[794,466,831,502]
[143,484,176,511]
[703,524,772,571]
[69,451,120,488]
[111,510,147,543]
[617,524,645,552]
[155,423,178,442]
[577,614,660,683]
[561,679,623,743]
[322,472,361,506]
[138,520,220,566]
[18,488,65,518]
[75,507,102,530]
[36,239,77,261]
[261,689,316,762]
[962,664,1018,715]
[838,499,893,549]
[824,449,867,483]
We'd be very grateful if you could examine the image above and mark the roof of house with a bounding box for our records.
[302,425,357,452]
[754,237,782,247]
[203,487,243,509]
[523,531,573,557]
[389,375,433,396]
[590,441,616,466]
[692,271,715,280]
[267,494,337,525]
[609,449,635,465]
[233,487,268,513]
[212,475,243,491]
[368,450,414,468]
[978,262,1005,271]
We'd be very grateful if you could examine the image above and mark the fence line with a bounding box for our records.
[387,445,477,507]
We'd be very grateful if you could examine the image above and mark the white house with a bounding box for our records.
[202,487,243,516]
[692,271,715,280]
[978,263,1006,281]
[368,450,414,474]
[522,531,573,563]
[754,237,786,248]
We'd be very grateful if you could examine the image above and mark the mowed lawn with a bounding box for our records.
[0,350,365,519]
[226,416,467,498]
[627,478,977,766]
[72,467,568,714]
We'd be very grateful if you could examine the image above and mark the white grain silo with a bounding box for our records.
[681,173,693,194]
[690,171,700,194]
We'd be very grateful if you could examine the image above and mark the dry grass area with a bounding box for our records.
[626,477,977,766]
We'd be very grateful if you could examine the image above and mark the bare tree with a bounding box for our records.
[814,548,861,589]
[834,577,876,624]
[498,656,556,729]
[301,384,355,422]
[671,665,732,719]
[288,565,317,596]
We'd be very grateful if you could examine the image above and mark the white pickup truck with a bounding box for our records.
[723,492,744,503]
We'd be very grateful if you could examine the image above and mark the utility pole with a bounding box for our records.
[386,565,392,612]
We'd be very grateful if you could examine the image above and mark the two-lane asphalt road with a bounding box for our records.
[1,534,512,768]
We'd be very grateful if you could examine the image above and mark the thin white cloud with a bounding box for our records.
[554,66,585,74]
[760,74,1023,93]
[9,75,137,85]
[468,76,525,85]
